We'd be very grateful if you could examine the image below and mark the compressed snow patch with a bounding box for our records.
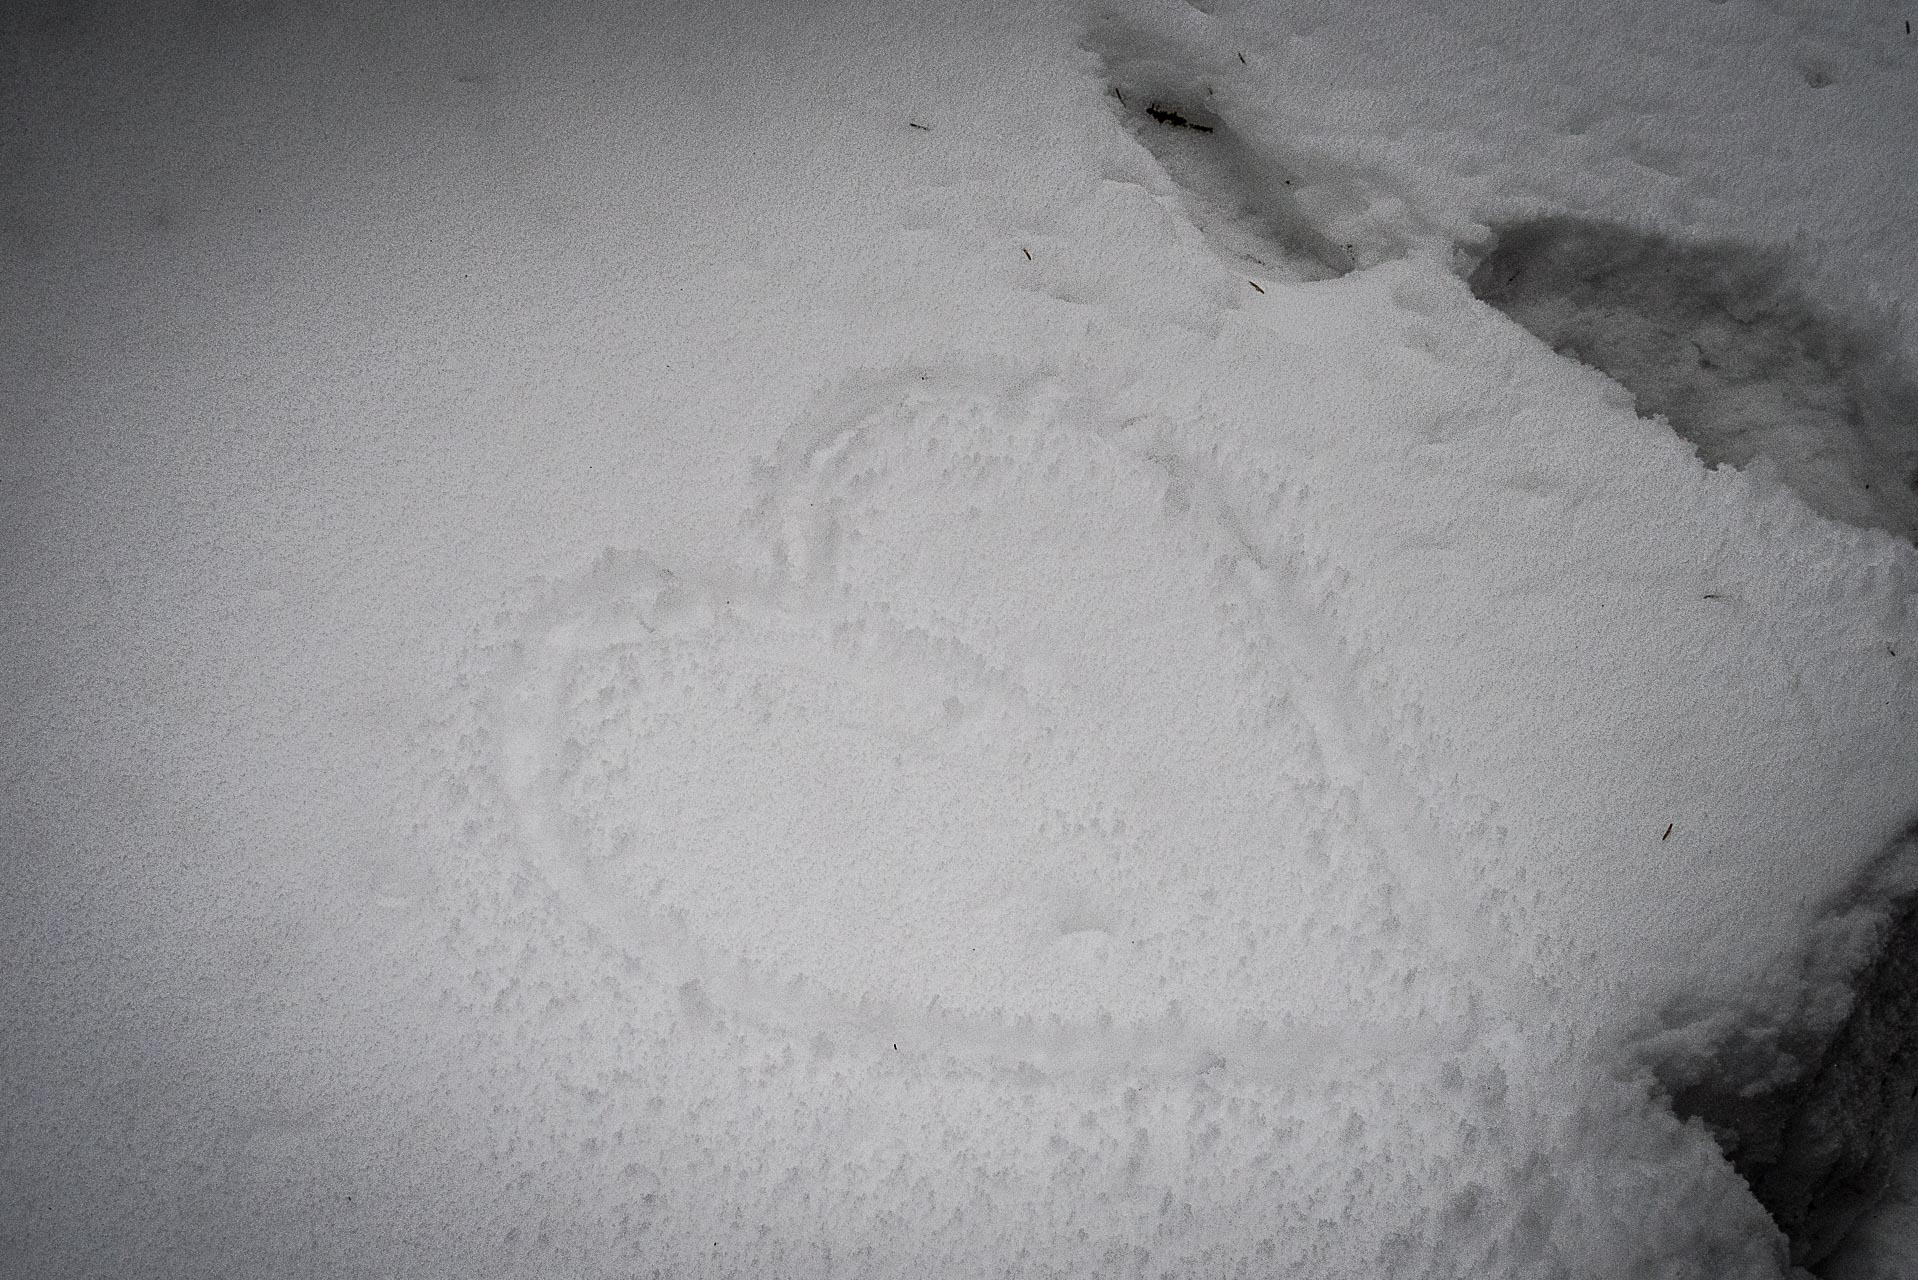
[1469,216,1918,544]
[487,367,1481,1073]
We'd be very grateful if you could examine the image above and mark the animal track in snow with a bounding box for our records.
[474,366,1487,1078]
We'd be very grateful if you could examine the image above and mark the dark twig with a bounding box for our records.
[1146,103,1213,132]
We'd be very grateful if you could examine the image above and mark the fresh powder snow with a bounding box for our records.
[4,0,1916,1277]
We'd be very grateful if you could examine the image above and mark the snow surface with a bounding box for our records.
[4,0,1917,1276]
[1833,1138,1918,1278]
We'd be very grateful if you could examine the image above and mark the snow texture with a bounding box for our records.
[1830,1133,1918,1278]
[1470,216,1918,545]
[1659,826,1918,1267]
[5,0,1918,1277]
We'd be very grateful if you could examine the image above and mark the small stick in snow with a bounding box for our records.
[1238,52,1247,63]
[1248,280,1265,293]
[1022,247,1032,260]
[1147,103,1213,132]
[908,121,930,131]
[1662,823,1674,841]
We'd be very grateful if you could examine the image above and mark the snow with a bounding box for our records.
[4,0,1917,1276]
[1834,1139,1918,1278]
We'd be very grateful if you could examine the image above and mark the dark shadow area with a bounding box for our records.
[1089,26,1359,281]
[1469,217,1918,543]
[1642,825,1918,1270]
